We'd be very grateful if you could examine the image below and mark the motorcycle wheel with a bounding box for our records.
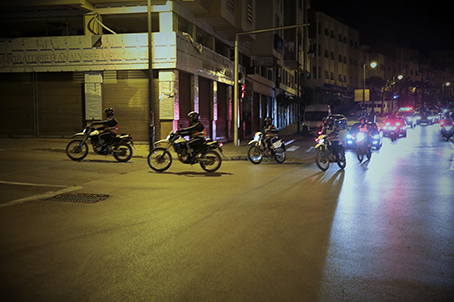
[315,149,330,171]
[248,145,263,164]
[337,148,347,169]
[274,147,286,163]
[147,147,172,172]
[66,140,89,161]
[113,143,133,162]
[356,145,364,163]
[199,150,222,172]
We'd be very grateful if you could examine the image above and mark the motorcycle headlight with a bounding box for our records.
[357,133,365,141]
[319,138,325,144]
[347,134,353,139]
[254,133,262,141]
[373,134,380,139]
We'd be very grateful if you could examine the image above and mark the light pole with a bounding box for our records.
[362,60,377,115]
[234,23,310,146]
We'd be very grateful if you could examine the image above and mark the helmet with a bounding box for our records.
[188,111,199,123]
[359,116,366,122]
[327,116,335,123]
[264,117,273,124]
[104,108,115,117]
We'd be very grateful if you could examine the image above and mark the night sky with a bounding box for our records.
[311,0,453,54]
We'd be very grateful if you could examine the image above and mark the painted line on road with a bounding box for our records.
[0,185,82,208]
[284,139,296,146]
[0,180,68,187]
[286,146,300,152]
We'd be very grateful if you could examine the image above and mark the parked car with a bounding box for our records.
[382,117,407,137]
[346,122,383,149]
[329,114,348,129]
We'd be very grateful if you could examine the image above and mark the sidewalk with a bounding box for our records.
[0,123,304,161]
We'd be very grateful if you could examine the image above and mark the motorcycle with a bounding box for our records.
[247,132,286,164]
[66,125,134,162]
[356,132,372,162]
[314,134,346,171]
[389,130,399,142]
[440,120,454,141]
[147,131,223,172]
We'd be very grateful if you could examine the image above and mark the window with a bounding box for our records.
[247,0,253,25]
[227,0,235,14]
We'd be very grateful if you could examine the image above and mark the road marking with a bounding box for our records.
[286,146,300,152]
[0,185,82,208]
[284,139,296,146]
[0,180,67,187]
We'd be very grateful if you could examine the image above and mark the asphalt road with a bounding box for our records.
[0,124,453,301]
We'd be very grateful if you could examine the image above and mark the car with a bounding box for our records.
[346,122,383,149]
[329,114,348,129]
[416,110,435,125]
[382,118,407,137]
[348,106,368,119]
[396,111,417,128]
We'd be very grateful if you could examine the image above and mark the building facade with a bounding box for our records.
[0,0,311,142]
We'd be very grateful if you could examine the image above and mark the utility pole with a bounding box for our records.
[147,0,155,149]
[234,24,310,146]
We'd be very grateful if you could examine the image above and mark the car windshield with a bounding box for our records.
[305,111,328,121]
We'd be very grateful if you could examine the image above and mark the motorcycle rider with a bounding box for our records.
[322,116,341,159]
[358,116,371,147]
[177,111,207,155]
[319,117,328,135]
[91,108,118,150]
[263,117,278,150]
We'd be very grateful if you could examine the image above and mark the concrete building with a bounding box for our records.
[305,10,364,113]
[0,0,312,143]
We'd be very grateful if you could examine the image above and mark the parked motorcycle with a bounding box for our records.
[356,132,372,162]
[66,125,134,162]
[314,134,346,171]
[147,131,223,172]
[247,132,286,164]
[440,120,454,141]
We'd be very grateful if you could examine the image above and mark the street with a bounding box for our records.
[1,124,454,301]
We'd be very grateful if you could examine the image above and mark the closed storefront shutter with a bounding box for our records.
[198,76,211,138]
[216,82,227,140]
[102,70,149,141]
[178,71,191,128]
[0,73,34,137]
[37,72,83,137]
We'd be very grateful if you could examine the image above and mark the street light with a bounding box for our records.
[362,61,377,111]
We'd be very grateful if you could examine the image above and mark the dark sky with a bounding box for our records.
[311,0,453,54]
